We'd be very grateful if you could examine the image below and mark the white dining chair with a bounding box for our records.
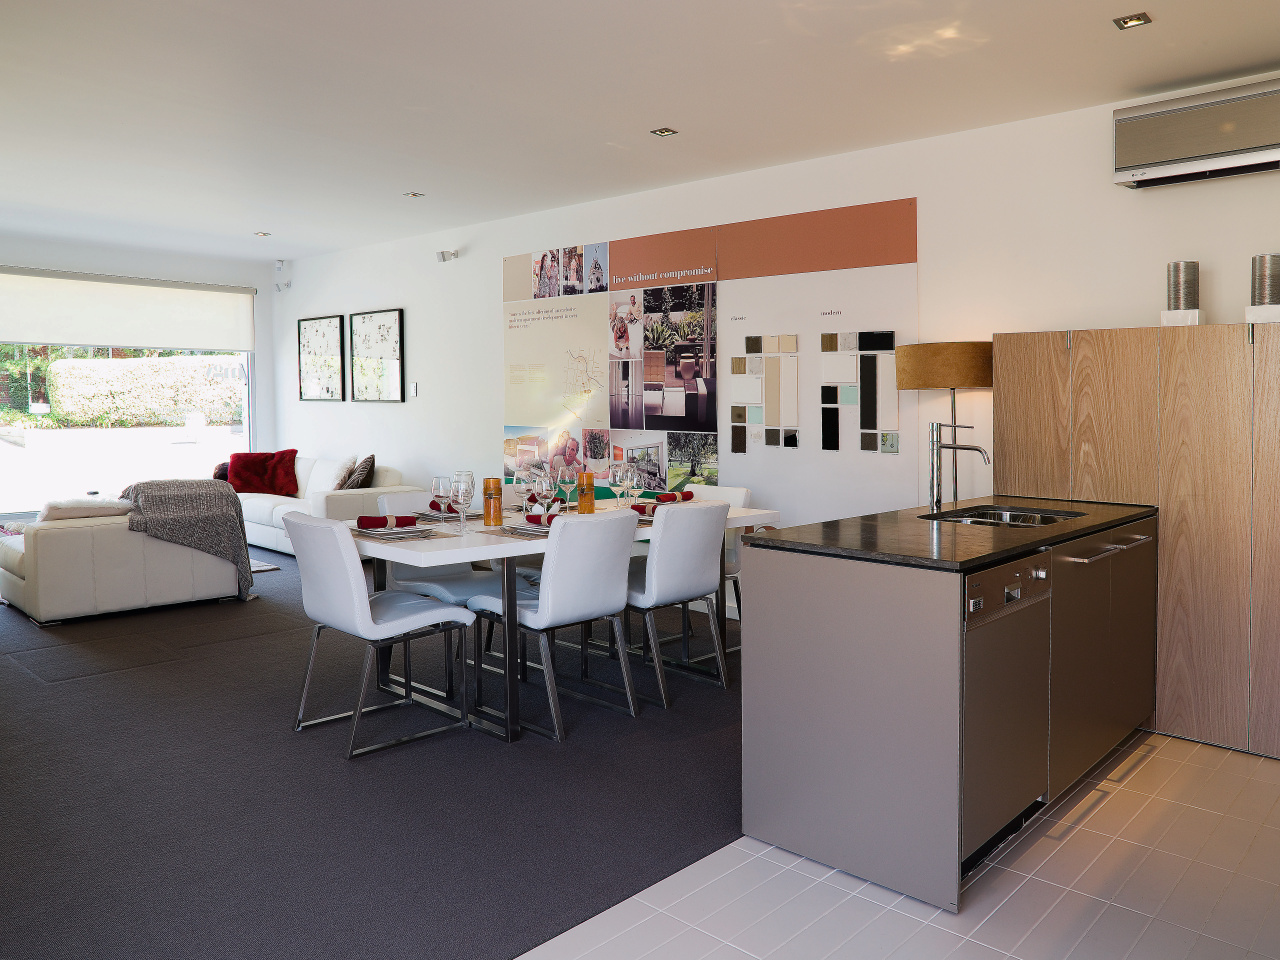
[378,491,538,658]
[684,483,751,619]
[626,500,732,705]
[283,512,476,759]
[465,509,640,741]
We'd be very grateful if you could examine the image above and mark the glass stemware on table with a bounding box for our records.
[451,471,475,534]
[532,477,555,521]
[608,463,626,508]
[431,476,451,515]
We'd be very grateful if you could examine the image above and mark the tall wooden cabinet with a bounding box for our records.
[993,332,1071,499]
[1069,328,1159,505]
[1156,325,1252,750]
[1252,324,1280,757]
[993,323,1267,755]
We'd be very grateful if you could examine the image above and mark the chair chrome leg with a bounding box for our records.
[681,602,691,663]
[347,644,376,759]
[731,577,742,620]
[643,610,669,708]
[519,630,528,683]
[704,594,729,688]
[484,619,495,655]
[402,636,414,704]
[295,624,324,731]
[538,631,564,741]
[443,629,454,699]
[608,615,639,717]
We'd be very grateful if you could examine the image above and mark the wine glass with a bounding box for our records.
[608,463,626,508]
[451,478,472,534]
[627,464,642,507]
[554,465,573,507]
[533,477,554,517]
[431,476,451,515]
[514,463,532,513]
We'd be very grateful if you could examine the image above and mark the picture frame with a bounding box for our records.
[297,315,345,401]
[349,308,405,402]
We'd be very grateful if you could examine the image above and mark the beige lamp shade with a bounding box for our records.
[895,341,993,390]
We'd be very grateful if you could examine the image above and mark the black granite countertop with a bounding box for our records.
[742,496,1157,572]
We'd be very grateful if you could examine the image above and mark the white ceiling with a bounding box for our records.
[2,0,1279,262]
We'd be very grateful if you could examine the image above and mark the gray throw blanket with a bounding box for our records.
[120,479,253,600]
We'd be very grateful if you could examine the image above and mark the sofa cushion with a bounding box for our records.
[37,498,132,521]
[293,456,316,498]
[304,457,353,499]
[271,501,312,529]
[229,449,298,495]
[340,455,375,489]
[239,493,304,526]
[0,535,25,579]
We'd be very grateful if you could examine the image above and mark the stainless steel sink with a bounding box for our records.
[919,505,1087,528]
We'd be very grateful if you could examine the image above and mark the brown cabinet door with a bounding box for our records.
[993,332,1071,499]
[1252,324,1280,756]
[1157,324,1253,750]
[1070,328,1159,505]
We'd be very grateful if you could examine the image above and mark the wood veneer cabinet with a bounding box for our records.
[993,332,1071,499]
[992,323,1261,754]
[1069,328,1159,505]
[1251,324,1280,757]
[1157,324,1252,750]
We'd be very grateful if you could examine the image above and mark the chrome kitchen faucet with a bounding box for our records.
[929,422,990,511]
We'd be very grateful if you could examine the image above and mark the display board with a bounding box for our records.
[502,200,919,519]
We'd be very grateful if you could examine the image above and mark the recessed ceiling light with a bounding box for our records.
[1113,12,1152,29]
[651,127,678,137]
[254,231,271,237]
[403,192,426,198]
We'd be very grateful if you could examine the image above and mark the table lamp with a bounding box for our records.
[896,341,994,505]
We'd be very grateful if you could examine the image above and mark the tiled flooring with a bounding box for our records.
[518,732,1280,959]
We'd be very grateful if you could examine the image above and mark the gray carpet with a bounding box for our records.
[0,549,744,960]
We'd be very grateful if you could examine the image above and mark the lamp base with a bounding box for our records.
[1161,310,1201,326]
[1246,305,1280,323]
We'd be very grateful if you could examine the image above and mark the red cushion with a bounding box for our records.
[228,450,299,496]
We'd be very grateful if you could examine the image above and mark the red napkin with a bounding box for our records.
[630,503,658,517]
[429,499,458,514]
[357,515,417,529]
[655,491,694,503]
[525,512,560,526]
[525,493,567,506]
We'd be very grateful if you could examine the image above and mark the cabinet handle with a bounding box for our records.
[1063,545,1122,564]
[1114,535,1153,551]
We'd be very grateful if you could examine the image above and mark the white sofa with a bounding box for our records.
[238,455,420,555]
[0,516,240,624]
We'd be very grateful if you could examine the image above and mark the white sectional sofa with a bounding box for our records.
[238,455,420,555]
[0,516,240,624]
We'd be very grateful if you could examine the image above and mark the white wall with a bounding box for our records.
[0,233,277,449]
[274,71,1280,521]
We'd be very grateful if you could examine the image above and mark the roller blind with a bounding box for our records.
[0,266,256,351]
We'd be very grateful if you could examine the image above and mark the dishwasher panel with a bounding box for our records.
[962,555,1051,860]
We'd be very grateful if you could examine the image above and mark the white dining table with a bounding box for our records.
[350,502,780,741]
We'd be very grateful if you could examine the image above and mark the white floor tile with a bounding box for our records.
[636,928,722,960]
[729,876,850,958]
[822,870,870,895]
[665,857,787,925]
[764,894,886,960]
[577,911,692,960]
[760,847,805,868]
[518,899,656,960]
[698,868,815,942]
[703,945,756,960]
[790,858,838,880]
[634,845,757,910]
[733,836,773,856]
[825,907,923,960]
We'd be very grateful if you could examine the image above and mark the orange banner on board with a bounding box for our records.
[607,227,717,291]
[716,199,917,282]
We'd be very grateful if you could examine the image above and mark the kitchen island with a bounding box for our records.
[739,496,1157,912]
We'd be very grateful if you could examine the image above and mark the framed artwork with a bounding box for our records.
[349,308,405,402]
[297,315,345,401]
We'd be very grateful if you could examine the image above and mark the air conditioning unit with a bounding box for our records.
[1114,78,1280,188]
